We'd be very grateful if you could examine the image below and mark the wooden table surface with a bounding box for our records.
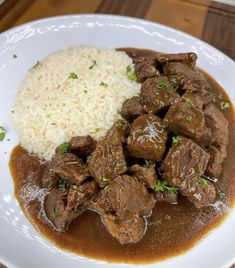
[0,0,234,268]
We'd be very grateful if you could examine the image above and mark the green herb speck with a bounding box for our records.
[126,64,137,82]
[31,61,40,70]
[116,160,126,168]
[13,54,17,59]
[89,60,97,69]
[198,177,207,186]
[220,101,230,110]
[100,81,108,88]
[172,136,180,145]
[69,72,78,79]
[217,190,225,199]
[0,126,6,141]
[154,180,178,195]
[144,160,155,168]
[185,114,192,123]
[95,128,101,133]
[183,97,194,107]
[56,143,70,155]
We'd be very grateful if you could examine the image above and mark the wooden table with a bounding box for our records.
[0,0,234,268]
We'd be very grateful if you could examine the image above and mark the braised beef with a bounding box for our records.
[121,96,143,122]
[163,136,216,208]
[163,102,205,139]
[129,164,157,189]
[182,89,214,109]
[157,52,197,67]
[69,135,96,158]
[102,214,145,244]
[88,120,128,187]
[44,180,98,231]
[127,114,168,161]
[140,77,181,114]
[42,153,89,188]
[134,54,161,82]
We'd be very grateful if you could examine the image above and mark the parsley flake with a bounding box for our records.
[69,72,78,79]
[100,81,108,88]
[13,54,17,59]
[89,60,97,69]
[185,114,192,123]
[95,128,101,133]
[172,136,180,145]
[126,64,137,82]
[157,81,167,89]
[56,143,70,155]
[0,126,6,141]
[220,101,230,110]
[183,97,194,107]
[116,160,126,168]
[217,190,225,199]
[144,160,155,168]
[198,177,207,186]
[154,180,178,195]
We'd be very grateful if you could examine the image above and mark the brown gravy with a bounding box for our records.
[10,48,235,264]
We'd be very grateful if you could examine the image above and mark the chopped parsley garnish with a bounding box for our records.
[185,114,192,123]
[86,155,91,164]
[217,190,225,199]
[89,60,97,69]
[157,81,167,89]
[95,128,101,133]
[144,160,155,168]
[51,123,56,126]
[71,184,79,190]
[31,61,40,69]
[58,177,70,192]
[0,126,6,141]
[13,54,17,59]
[172,135,180,145]
[116,160,126,168]
[84,90,88,93]
[220,101,230,110]
[154,180,178,195]
[57,142,70,155]
[102,176,110,182]
[170,75,178,84]
[198,177,207,186]
[52,206,56,214]
[183,97,194,107]
[69,72,78,79]
[100,81,108,88]
[110,139,117,148]
[126,64,137,82]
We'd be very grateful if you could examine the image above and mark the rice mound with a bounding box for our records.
[12,46,140,160]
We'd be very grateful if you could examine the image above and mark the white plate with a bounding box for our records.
[0,14,235,268]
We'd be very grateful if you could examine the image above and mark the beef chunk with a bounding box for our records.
[129,164,157,189]
[204,104,229,149]
[69,135,96,157]
[203,104,229,177]
[163,102,205,139]
[106,119,129,143]
[154,191,177,204]
[44,180,98,231]
[140,77,181,114]
[157,52,197,68]
[42,153,89,188]
[164,61,210,91]
[134,54,161,82]
[121,96,143,122]
[90,175,155,218]
[88,120,128,187]
[182,89,214,109]
[102,214,145,244]
[163,136,216,208]
[127,114,168,161]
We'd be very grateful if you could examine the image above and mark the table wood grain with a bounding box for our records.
[0,0,234,267]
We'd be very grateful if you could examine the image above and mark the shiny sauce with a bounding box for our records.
[10,48,235,264]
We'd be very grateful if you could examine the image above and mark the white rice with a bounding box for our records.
[12,46,140,160]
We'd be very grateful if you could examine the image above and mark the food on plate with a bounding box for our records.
[10,46,235,263]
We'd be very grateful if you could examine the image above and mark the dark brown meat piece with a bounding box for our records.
[134,54,161,83]
[129,164,157,189]
[164,61,210,92]
[154,191,177,204]
[157,52,197,68]
[163,136,216,208]
[127,114,168,161]
[102,214,146,244]
[44,180,98,231]
[182,89,214,109]
[69,135,96,157]
[121,96,143,122]
[90,175,155,218]
[140,76,180,114]
[88,120,128,187]
[42,153,89,188]
[203,104,229,177]
[163,102,205,139]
